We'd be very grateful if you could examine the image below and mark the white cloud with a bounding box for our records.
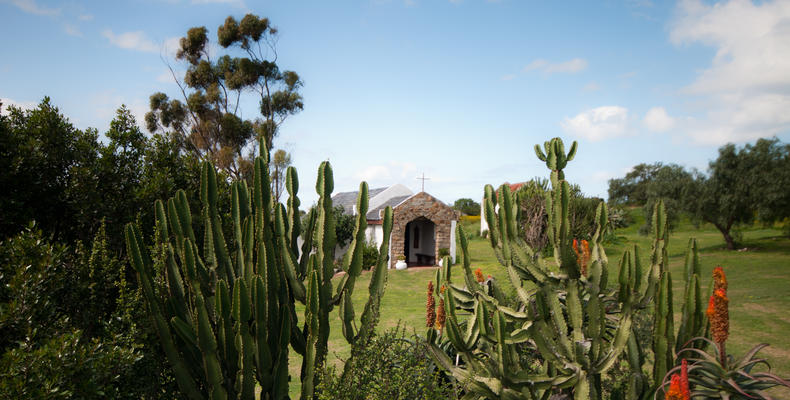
[79,14,93,21]
[670,0,790,144]
[5,0,59,16]
[1,97,37,112]
[643,107,675,132]
[524,58,588,74]
[561,106,630,141]
[102,30,159,53]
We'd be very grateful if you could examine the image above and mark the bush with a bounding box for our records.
[0,330,142,399]
[362,240,379,270]
[315,326,456,399]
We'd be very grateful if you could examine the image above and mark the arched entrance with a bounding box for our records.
[403,217,435,266]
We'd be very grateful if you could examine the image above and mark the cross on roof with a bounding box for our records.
[416,173,430,192]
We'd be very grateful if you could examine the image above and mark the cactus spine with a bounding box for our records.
[125,138,394,399]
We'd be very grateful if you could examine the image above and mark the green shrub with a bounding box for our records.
[316,326,456,399]
[362,239,379,270]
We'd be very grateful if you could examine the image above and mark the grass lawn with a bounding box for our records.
[289,211,790,397]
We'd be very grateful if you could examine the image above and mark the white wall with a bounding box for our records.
[480,196,488,234]
[365,225,383,247]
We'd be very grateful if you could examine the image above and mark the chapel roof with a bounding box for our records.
[366,195,411,220]
[332,187,388,215]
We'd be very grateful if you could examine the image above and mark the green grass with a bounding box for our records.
[289,214,790,397]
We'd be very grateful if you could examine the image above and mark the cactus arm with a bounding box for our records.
[357,206,393,343]
[300,270,320,400]
[125,224,204,400]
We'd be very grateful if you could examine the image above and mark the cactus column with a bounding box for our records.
[125,138,394,399]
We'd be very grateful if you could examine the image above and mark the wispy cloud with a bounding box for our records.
[669,0,790,144]
[63,23,81,37]
[78,14,93,21]
[582,82,600,91]
[4,0,60,16]
[561,106,630,141]
[354,161,418,184]
[102,30,160,53]
[523,58,588,74]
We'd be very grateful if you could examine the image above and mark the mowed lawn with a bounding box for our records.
[289,211,790,397]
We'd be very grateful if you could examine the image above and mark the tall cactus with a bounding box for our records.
[427,138,637,400]
[617,202,709,400]
[125,139,394,399]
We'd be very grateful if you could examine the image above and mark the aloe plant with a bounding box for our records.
[125,139,393,399]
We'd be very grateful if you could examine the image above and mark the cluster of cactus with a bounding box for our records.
[426,138,638,399]
[125,138,393,399]
[618,213,709,400]
[425,138,711,399]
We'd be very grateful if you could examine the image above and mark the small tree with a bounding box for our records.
[452,198,480,216]
[145,14,303,179]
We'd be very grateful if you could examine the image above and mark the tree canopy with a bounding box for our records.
[453,198,480,216]
[145,14,303,179]
[608,162,694,233]
[686,138,790,249]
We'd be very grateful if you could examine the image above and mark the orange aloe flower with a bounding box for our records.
[573,239,591,277]
[713,266,727,292]
[426,281,436,328]
[435,298,446,331]
[707,288,729,344]
[665,359,690,400]
[474,268,485,283]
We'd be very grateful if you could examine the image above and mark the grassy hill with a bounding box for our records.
[291,210,790,397]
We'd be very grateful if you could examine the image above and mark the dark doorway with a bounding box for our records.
[404,217,436,266]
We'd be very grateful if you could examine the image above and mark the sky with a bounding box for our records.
[2,0,790,207]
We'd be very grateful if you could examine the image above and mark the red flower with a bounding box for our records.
[474,268,484,283]
[665,359,690,400]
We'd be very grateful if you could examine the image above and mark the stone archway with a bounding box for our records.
[390,192,457,269]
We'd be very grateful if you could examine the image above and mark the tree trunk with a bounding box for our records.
[714,223,736,250]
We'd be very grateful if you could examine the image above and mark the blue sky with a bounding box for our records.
[2,0,789,206]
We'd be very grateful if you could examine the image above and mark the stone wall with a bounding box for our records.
[390,192,457,269]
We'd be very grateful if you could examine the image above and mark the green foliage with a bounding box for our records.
[315,326,456,400]
[607,162,694,234]
[362,240,379,271]
[0,98,101,244]
[0,330,143,399]
[146,14,303,178]
[0,223,178,398]
[686,138,790,249]
[334,205,356,248]
[125,139,394,398]
[453,198,481,216]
